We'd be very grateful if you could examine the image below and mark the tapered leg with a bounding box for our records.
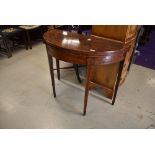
[40,26,44,37]
[23,31,28,50]
[56,59,60,80]
[73,64,82,83]
[26,30,32,49]
[47,54,56,98]
[83,65,93,115]
[112,60,125,105]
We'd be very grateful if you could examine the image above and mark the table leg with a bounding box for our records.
[73,64,82,83]
[112,60,124,105]
[56,59,60,80]
[47,54,56,98]
[23,31,28,50]
[83,65,93,115]
[26,30,32,49]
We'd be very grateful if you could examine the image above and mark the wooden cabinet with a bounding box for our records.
[91,25,138,98]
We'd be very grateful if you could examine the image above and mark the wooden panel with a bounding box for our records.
[92,25,128,41]
[91,63,119,89]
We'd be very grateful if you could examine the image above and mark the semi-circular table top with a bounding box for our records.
[43,29,127,65]
[43,29,124,56]
[43,29,133,114]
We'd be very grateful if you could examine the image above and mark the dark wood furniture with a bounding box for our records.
[0,25,27,58]
[0,33,11,57]
[43,29,136,115]
[19,25,42,49]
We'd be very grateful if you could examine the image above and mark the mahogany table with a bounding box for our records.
[43,29,128,115]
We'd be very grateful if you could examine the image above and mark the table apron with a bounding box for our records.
[46,45,87,65]
[46,45,124,65]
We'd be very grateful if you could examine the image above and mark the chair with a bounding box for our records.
[19,25,42,49]
[0,25,27,58]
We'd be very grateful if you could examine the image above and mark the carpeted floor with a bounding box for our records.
[135,30,155,70]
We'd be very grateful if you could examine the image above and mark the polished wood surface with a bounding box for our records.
[44,29,124,64]
[44,29,129,115]
[92,25,137,42]
[92,25,128,41]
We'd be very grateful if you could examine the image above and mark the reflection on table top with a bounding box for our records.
[43,29,124,55]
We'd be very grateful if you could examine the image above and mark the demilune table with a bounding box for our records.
[43,29,128,115]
